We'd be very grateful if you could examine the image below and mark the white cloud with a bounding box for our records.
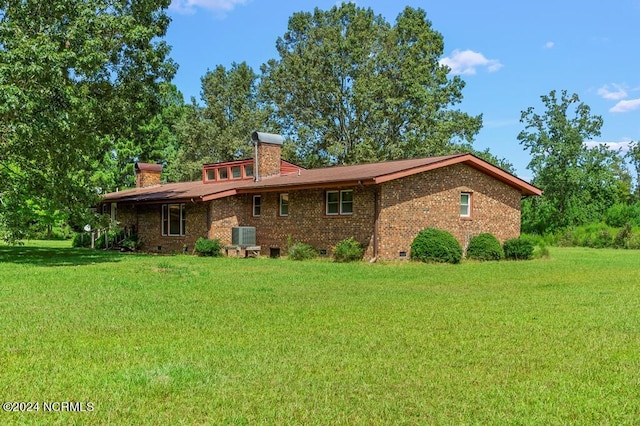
[170,0,248,15]
[544,41,555,49]
[610,98,640,113]
[584,140,634,153]
[598,84,628,101]
[439,49,503,75]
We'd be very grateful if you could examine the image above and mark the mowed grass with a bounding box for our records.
[1,241,640,424]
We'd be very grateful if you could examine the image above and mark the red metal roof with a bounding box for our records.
[103,153,541,204]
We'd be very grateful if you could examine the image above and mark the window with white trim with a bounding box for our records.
[279,193,289,216]
[460,192,471,217]
[162,203,186,236]
[340,190,353,214]
[253,195,261,217]
[110,202,117,222]
[326,190,353,215]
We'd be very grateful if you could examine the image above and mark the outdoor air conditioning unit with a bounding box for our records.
[232,226,256,247]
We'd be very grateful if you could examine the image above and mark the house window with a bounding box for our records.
[110,202,117,222]
[279,193,289,216]
[162,203,186,236]
[231,166,242,179]
[244,164,254,178]
[100,203,117,221]
[326,190,353,215]
[218,167,228,180]
[340,190,353,214]
[460,192,472,217]
[253,195,261,217]
[326,191,339,215]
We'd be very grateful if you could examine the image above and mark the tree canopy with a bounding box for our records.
[259,4,482,168]
[166,62,271,182]
[0,0,175,241]
[518,90,630,233]
[1,2,559,240]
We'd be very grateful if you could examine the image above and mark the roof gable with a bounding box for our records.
[371,154,541,196]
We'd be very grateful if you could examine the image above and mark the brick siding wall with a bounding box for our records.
[377,164,521,259]
[256,143,282,179]
[208,164,521,260]
[117,202,209,254]
[117,163,523,260]
[209,187,376,258]
[135,170,161,188]
[116,203,137,232]
[208,196,250,242]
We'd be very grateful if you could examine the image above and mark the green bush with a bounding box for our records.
[557,223,616,248]
[120,234,141,252]
[631,202,640,226]
[410,228,462,264]
[532,244,551,259]
[503,237,534,260]
[613,223,633,249]
[94,234,106,249]
[593,227,614,248]
[575,223,614,248]
[27,224,72,241]
[288,242,318,261]
[627,233,640,250]
[72,232,93,248]
[525,223,640,251]
[333,237,364,262]
[194,237,222,257]
[466,233,503,261]
[605,203,633,228]
[94,230,121,250]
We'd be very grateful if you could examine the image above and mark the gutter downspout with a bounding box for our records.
[206,200,211,239]
[372,187,380,261]
[253,135,259,182]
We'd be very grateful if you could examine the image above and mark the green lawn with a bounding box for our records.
[1,241,640,424]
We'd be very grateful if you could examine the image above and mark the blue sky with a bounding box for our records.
[165,0,640,179]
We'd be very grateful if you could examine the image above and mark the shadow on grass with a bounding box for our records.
[0,245,126,267]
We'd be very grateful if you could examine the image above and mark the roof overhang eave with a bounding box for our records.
[201,189,239,202]
[372,153,542,196]
[102,196,206,205]
[236,179,377,194]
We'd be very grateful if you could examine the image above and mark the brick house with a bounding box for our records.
[101,132,541,260]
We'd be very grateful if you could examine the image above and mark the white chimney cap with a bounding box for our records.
[251,131,283,145]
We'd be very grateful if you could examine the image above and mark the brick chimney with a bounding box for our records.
[135,162,162,188]
[252,131,283,181]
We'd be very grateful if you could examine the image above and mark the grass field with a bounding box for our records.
[1,241,640,424]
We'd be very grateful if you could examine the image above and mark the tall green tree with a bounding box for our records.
[93,82,185,192]
[518,90,628,232]
[625,141,640,199]
[166,62,271,182]
[260,3,482,168]
[0,0,175,241]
